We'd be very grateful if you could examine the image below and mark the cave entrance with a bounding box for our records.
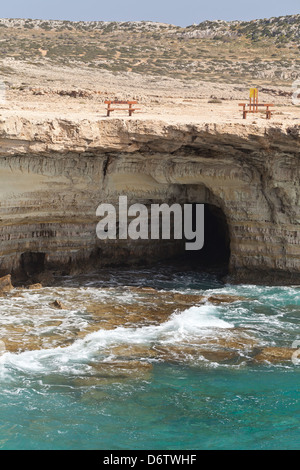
[21,252,46,276]
[177,203,231,274]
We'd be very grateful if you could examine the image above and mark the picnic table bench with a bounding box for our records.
[105,100,139,117]
[239,102,274,119]
[239,88,274,119]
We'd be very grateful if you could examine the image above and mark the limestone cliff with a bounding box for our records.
[0,116,299,284]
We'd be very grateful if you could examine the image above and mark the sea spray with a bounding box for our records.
[0,303,234,377]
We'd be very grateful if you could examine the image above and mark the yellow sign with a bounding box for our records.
[250,88,258,99]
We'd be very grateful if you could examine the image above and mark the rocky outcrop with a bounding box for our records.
[0,116,299,284]
[253,347,294,363]
[0,274,13,292]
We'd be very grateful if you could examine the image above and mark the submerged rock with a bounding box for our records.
[212,329,259,349]
[102,327,260,366]
[74,360,153,386]
[109,344,158,360]
[206,295,248,304]
[27,283,43,290]
[126,287,248,307]
[253,347,294,363]
[152,344,239,363]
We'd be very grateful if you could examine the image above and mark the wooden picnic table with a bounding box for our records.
[239,102,274,119]
[105,100,139,117]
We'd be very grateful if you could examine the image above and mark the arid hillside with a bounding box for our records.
[0,15,300,85]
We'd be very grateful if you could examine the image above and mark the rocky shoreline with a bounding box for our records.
[0,276,296,366]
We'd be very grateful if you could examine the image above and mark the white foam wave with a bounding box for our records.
[0,304,233,376]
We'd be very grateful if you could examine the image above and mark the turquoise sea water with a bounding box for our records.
[0,266,300,450]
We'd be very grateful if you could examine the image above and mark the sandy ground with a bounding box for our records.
[0,59,299,126]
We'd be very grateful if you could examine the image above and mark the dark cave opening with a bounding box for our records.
[177,203,231,274]
[13,204,231,283]
[21,252,46,277]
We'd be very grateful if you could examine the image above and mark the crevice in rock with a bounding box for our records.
[103,155,113,179]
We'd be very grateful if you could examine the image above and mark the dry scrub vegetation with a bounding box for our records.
[0,15,299,86]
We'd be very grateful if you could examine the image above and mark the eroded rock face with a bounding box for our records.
[0,274,13,293]
[0,116,299,284]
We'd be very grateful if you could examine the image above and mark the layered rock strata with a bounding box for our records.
[0,116,299,284]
